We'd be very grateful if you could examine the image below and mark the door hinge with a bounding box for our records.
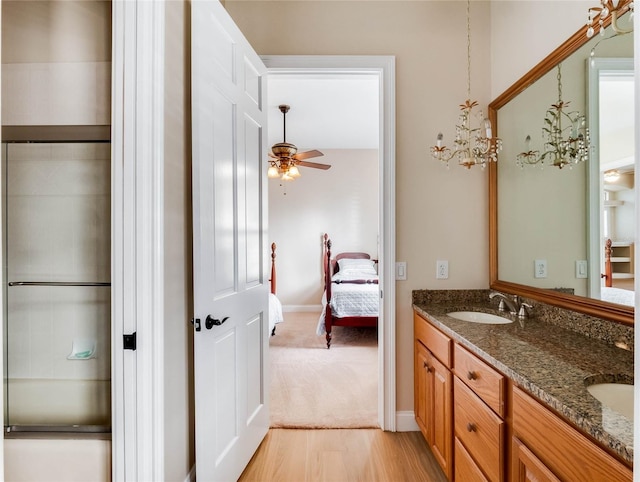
[123,332,137,351]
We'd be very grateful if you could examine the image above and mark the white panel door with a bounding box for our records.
[191,2,269,480]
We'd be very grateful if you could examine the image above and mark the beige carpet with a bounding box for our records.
[269,311,379,429]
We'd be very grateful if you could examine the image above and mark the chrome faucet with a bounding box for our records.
[489,291,520,315]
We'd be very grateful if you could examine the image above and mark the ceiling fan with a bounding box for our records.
[268,104,331,180]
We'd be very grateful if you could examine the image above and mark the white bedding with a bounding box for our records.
[269,293,284,334]
[316,270,379,335]
[601,287,635,306]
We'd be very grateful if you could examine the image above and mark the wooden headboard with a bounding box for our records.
[322,233,376,275]
[333,252,372,274]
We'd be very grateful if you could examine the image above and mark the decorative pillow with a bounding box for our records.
[337,258,377,275]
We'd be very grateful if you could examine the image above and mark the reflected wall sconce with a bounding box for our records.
[516,63,590,169]
[430,0,502,169]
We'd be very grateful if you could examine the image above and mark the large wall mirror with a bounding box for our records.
[488,6,634,326]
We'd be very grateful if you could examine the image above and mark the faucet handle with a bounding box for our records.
[497,299,506,312]
[518,303,532,318]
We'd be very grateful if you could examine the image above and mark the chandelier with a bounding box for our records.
[516,64,590,170]
[586,0,634,38]
[431,0,502,169]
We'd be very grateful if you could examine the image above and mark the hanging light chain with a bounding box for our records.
[466,0,471,100]
[557,63,562,103]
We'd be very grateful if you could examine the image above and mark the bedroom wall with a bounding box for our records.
[269,148,379,308]
[226,0,596,417]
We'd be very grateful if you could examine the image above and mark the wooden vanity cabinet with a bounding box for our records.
[413,311,632,482]
[511,386,632,482]
[414,313,453,480]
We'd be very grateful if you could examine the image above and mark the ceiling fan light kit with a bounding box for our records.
[268,104,331,181]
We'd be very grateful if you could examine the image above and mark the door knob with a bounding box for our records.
[205,315,229,329]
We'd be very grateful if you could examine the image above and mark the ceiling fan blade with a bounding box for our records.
[297,160,331,170]
[293,149,324,161]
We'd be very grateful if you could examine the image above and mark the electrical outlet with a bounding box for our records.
[576,260,588,279]
[534,259,547,279]
[395,261,407,281]
[436,260,449,279]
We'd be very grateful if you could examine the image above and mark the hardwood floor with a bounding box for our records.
[239,428,448,482]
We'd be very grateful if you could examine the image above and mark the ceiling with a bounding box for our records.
[267,73,380,151]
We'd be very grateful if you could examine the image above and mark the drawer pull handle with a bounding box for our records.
[466,422,477,433]
[424,362,432,373]
[467,371,477,381]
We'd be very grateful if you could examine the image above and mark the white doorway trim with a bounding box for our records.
[262,55,397,431]
[112,1,165,479]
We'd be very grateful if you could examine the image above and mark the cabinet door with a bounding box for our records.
[415,341,431,440]
[430,353,453,479]
[512,437,561,482]
[415,340,452,480]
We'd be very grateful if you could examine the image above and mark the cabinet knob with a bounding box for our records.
[466,422,477,433]
[467,371,477,381]
[423,362,432,373]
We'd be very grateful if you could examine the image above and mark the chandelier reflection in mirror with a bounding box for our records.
[516,63,590,169]
[430,0,502,169]
[586,0,634,39]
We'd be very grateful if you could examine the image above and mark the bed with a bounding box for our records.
[269,242,284,336]
[317,233,379,348]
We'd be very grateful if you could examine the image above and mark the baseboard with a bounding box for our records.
[283,305,322,313]
[184,464,195,482]
[395,411,419,432]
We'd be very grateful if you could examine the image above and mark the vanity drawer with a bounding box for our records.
[455,437,490,482]
[454,377,504,482]
[454,344,505,417]
[414,312,451,368]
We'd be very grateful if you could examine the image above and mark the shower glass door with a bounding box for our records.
[4,140,111,432]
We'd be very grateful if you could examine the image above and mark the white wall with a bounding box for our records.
[269,148,378,307]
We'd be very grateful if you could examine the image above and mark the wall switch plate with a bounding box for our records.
[436,260,449,279]
[576,260,588,279]
[534,259,547,279]
[395,261,407,280]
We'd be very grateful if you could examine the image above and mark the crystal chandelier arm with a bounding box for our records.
[610,8,633,34]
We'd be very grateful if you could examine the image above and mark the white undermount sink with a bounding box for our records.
[447,311,514,325]
[587,383,634,421]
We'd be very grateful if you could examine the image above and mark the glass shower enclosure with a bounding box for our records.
[2,126,111,433]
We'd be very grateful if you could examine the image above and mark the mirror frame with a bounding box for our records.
[488,7,634,326]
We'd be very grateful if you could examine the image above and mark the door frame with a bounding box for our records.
[262,55,396,430]
[111,0,165,480]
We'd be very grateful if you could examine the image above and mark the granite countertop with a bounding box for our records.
[412,292,634,465]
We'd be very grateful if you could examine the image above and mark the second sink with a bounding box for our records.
[447,311,514,325]
[587,383,634,421]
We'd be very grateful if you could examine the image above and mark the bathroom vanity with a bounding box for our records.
[413,289,633,482]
